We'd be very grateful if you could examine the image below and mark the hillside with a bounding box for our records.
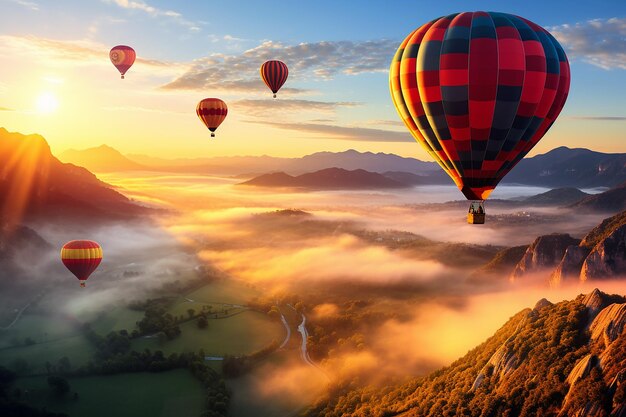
[522,187,590,206]
[307,289,626,417]
[59,145,146,172]
[503,146,626,188]
[0,128,146,224]
[240,168,408,189]
[570,181,626,212]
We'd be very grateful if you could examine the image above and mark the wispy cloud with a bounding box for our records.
[0,35,185,75]
[103,0,201,31]
[101,105,185,114]
[568,116,626,121]
[6,0,39,11]
[162,39,397,92]
[550,17,626,70]
[233,99,360,117]
[245,120,413,142]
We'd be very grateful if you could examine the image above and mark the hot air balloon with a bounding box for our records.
[390,12,570,224]
[109,45,136,79]
[196,98,228,137]
[260,60,289,98]
[61,240,103,287]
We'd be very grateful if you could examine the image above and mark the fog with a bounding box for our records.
[4,170,620,406]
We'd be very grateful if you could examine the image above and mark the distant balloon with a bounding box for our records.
[61,240,103,287]
[196,98,228,137]
[260,60,288,98]
[390,12,570,203]
[109,45,136,79]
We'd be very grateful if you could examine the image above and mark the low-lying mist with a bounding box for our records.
[7,170,618,394]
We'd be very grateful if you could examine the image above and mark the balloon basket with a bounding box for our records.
[121,75,125,79]
[210,132,215,137]
[467,201,485,224]
[273,93,276,98]
[79,281,86,288]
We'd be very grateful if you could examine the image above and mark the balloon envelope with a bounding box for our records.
[61,240,103,287]
[260,60,289,98]
[196,98,228,137]
[110,45,136,79]
[390,12,570,200]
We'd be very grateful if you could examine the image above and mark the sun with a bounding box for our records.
[35,92,59,114]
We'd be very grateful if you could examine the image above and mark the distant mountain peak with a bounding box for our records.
[59,143,145,172]
[240,167,407,189]
[0,128,146,224]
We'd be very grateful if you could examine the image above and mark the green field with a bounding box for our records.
[0,334,95,374]
[15,369,205,417]
[132,310,284,356]
[0,314,79,348]
[89,307,144,335]
[184,280,261,305]
[0,312,95,374]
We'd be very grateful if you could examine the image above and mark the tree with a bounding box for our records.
[197,316,208,329]
[187,308,196,319]
[47,376,70,397]
[58,357,71,374]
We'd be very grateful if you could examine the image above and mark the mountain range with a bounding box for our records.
[0,128,146,226]
[59,144,626,188]
[240,168,408,189]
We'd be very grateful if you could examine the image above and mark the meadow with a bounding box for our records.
[15,370,205,417]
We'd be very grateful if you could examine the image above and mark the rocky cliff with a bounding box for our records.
[309,290,626,417]
[550,211,626,285]
[510,233,580,281]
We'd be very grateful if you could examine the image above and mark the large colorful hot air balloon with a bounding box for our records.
[109,45,136,79]
[196,98,228,137]
[390,12,570,223]
[61,240,103,287]
[260,60,289,98]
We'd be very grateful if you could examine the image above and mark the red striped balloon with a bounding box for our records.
[109,45,136,79]
[260,60,289,98]
[390,12,570,201]
[61,240,103,287]
[196,98,228,138]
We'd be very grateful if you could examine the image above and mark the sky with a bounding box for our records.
[0,0,624,159]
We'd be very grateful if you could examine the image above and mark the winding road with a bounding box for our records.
[279,313,291,349]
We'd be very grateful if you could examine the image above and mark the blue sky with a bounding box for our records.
[0,0,624,158]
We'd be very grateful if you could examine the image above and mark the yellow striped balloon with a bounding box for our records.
[61,240,103,287]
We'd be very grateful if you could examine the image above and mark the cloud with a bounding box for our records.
[233,99,360,117]
[568,116,626,121]
[245,120,413,142]
[199,234,452,289]
[103,0,200,31]
[0,107,14,111]
[101,105,186,114]
[550,17,626,70]
[161,39,397,92]
[7,0,39,11]
[0,35,184,75]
